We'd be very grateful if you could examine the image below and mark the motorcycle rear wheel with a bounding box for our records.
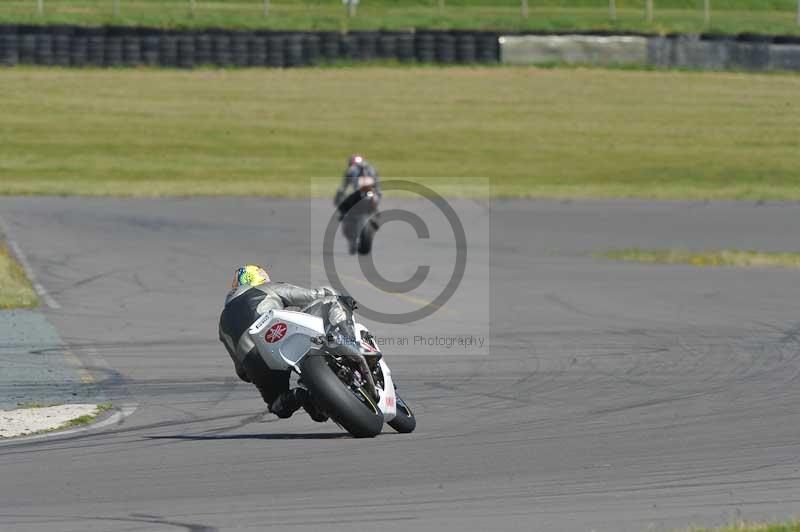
[300,354,384,438]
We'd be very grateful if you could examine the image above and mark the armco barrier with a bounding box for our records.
[501,33,800,71]
[0,26,500,68]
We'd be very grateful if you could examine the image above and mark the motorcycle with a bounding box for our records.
[337,175,379,255]
[249,303,416,438]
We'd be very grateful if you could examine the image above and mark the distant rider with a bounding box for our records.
[334,154,382,219]
[218,264,359,420]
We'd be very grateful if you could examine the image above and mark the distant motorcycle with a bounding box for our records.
[337,175,379,255]
[250,302,416,438]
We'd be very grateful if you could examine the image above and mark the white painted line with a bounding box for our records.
[0,215,61,310]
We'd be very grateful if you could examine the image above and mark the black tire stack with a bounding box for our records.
[396,33,415,62]
[415,33,435,63]
[231,31,249,67]
[212,32,232,67]
[160,32,179,68]
[267,34,284,67]
[321,32,339,63]
[178,33,195,69]
[87,27,105,66]
[52,26,72,66]
[194,32,212,66]
[104,27,124,67]
[285,34,304,67]
[303,33,321,66]
[0,25,20,67]
[249,33,268,67]
[19,30,37,65]
[377,33,397,60]
[456,32,477,63]
[35,33,54,66]
[0,25,502,68]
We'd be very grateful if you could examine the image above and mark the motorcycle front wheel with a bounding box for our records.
[300,354,384,438]
[388,395,416,433]
[357,222,375,255]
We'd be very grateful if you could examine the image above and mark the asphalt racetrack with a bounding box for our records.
[1,197,800,532]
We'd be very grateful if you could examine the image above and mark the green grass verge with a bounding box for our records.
[63,402,112,427]
[1,67,799,200]
[0,241,39,309]
[600,248,800,268]
[692,521,800,532]
[1,1,800,34]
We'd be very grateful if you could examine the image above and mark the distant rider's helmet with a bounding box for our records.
[232,264,271,290]
[348,154,365,168]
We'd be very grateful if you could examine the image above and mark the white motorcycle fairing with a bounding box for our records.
[249,308,397,421]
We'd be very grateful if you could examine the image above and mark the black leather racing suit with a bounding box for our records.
[334,162,382,218]
[218,282,353,418]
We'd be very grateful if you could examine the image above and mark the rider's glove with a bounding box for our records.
[338,295,358,312]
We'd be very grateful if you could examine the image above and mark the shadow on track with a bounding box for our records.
[146,432,350,441]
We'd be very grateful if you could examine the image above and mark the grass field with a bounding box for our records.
[0,66,799,200]
[0,0,799,35]
[600,249,800,268]
[0,242,38,309]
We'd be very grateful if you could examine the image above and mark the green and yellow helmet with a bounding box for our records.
[232,264,271,290]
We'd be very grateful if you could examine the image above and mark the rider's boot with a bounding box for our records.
[303,399,329,423]
[269,388,309,419]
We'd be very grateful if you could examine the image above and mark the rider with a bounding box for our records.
[218,264,359,420]
[334,154,382,218]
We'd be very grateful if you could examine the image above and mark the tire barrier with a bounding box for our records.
[105,34,123,67]
[396,33,415,63]
[212,33,232,67]
[415,33,435,63]
[435,33,456,64]
[19,34,36,65]
[71,34,88,67]
[35,34,54,66]
[87,31,104,66]
[123,35,141,66]
[0,26,502,68]
[249,35,267,67]
[231,32,249,67]
[285,34,304,67]
[142,33,160,66]
[160,34,178,68]
[53,31,71,66]
[321,32,339,63]
[456,33,477,64]
[377,34,396,59]
[357,33,377,62]
[178,34,195,69]
[302,34,320,66]
[340,34,359,61]
[5,26,798,72]
[195,33,212,66]
[1,32,20,66]
[267,35,285,67]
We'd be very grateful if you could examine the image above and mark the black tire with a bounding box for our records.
[388,395,416,433]
[357,222,375,255]
[300,354,383,438]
